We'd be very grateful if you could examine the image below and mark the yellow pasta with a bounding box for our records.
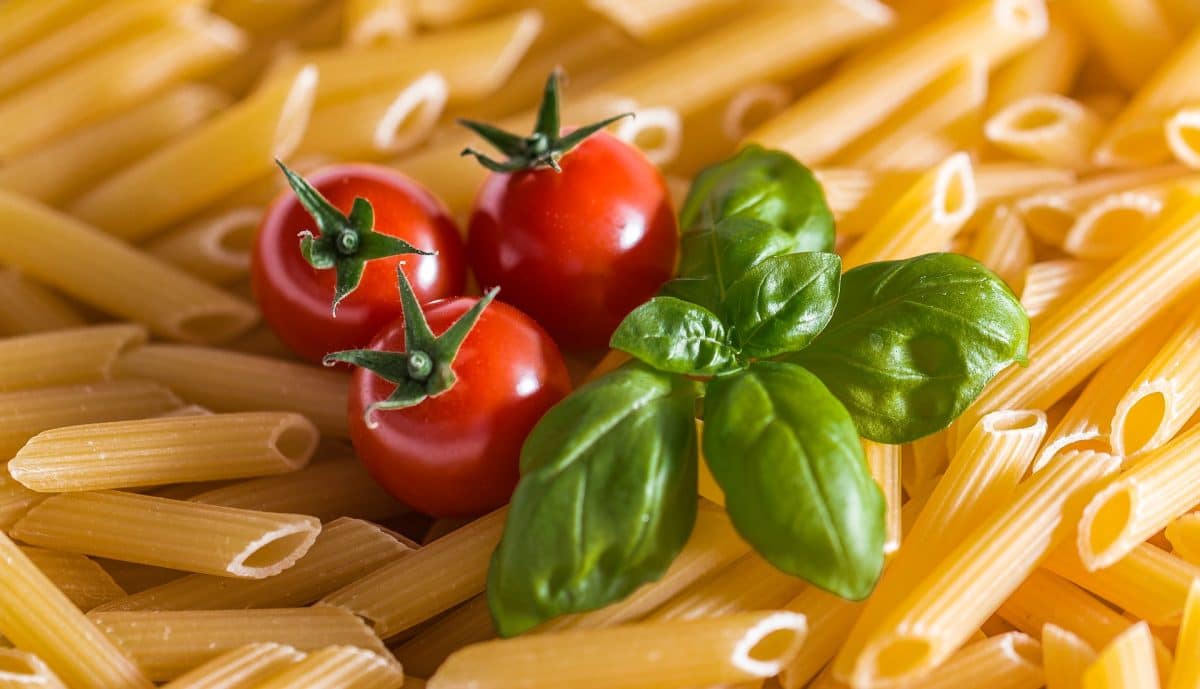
[842,152,977,270]
[251,646,404,689]
[1044,623,1098,689]
[748,0,1046,163]
[412,0,509,28]
[158,643,305,689]
[297,72,448,159]
[88,607,388,682]
[845,451,1118,687]
[0,648,68,688]
[863,440,902,555]
[1165,106,1200,168]
[0,9,244,158]
[1081,622,1162,689]
[12,491,321,579]
[985,94,1104,169]
[343,0,412,46]
[0,193,257,343]
[429,611,808,689]
[1062,190,1172,260]
[0,472,44,531]
[19,546,127,611]
[833,409,1047,680]
[1167,580,1200,689]
[1165,513,1200,565]
[0,324,146,394]
[147,207,263,286]
[956,193,1200,446]
[779,586,863,689]
[0,532,151,689]
[1111,305,1200,457]
[0,0,102,58]
[1092,25,1200,167]
[0,270,85,337]
[903,632,1045,689]
[1033,309,1180,470]
[94,560,186,596]
[967,205,1033,294]
[988,5,1086,110]
[901,431,951,500]
[93,518,411,612]
[70,64,317,242]
[1076,423,1200,568]
[1045,544,1200,626]
[1019,260,1109,323]
[114,344,350,437]
[584,0,743,44]
[394,596,496,679]
[320,507,506,638]
[647,553,808,622]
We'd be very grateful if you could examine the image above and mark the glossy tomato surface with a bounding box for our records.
[252,164,466,363]
[348,298,571,518]
[467,131,677,351]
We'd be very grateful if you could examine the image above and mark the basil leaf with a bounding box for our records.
[488,364,700,637]
[610,297,741,375]
[680,145,834,252]
[703,361,884,599]
[724,252,841,359]
[792,253,1030,444]
[663,215,802,312]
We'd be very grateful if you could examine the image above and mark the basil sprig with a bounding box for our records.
[488,146,1030,635]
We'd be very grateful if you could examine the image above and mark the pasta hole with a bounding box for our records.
[271,418,318,464]
[1119,392,1166,456]
[0,654,36,676]
[1085,488,1133,561]
[732,612,807,675]
[747,628,800,663]
[1105,126,1162,164]
[1076,205,1155,254]
[377,73,448,152]
[216,219,258,254]
[1061,437,1110,454]
[1020,204,1075,245]
[241,531,314,570]
[873,638,932,679]
[933,154,975,224]
[1009,108,1062,132]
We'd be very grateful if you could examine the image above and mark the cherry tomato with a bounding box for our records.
[252,164,466,363]
[348,298,571,518]
[467,130,677,351]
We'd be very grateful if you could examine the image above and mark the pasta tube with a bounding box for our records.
[647,553,808,622]
[0,532,152,689]
[967,205,1033,293]
[0,470,45,531]
[864,440,902,555]
[1045,544,1200,626]
[1020,260,1108,323]
[1043,624,1097,689]
[0,0,103,57]
[1167,581,1200,689]
[985,94,1104,169]
[297,72,448,159]
[0,648,68,689]
[12,491,321,579]
[71,65,318,242]
[394,596,495,679]
[585,0,742,44]
[88,607,388,682]
[1165,513,1200,564]
[8,412,317,492]
[428,611,808,689]
[0,270,85,336]
[1080,622,1162,689]
[988,5,1086,110]
[780,588,863,689]
[158,643,305,689]
[1062,0,1177,91]
[250,646,403,689]
[413,0,508,27]
[114,344,350,437]
[147,207,262,286]
[895,632,1044,689]
[93,518,412,612]
[0,324,146,394]
[20,546,127,611]
[343,0,412,46]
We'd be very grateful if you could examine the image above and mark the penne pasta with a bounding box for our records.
[846,451,1118,687]
[94,560,186,596]
[1045,543,1200,626]
[343,0,412,47]
[863,440,902,555]
[12,491,321,579]
[901,431,951,501]
[1081,622,1162,689]
[428,611,808,689]
[1110,304,1200,457]
[412,0,509,28]
[1165,513,1200,565]
[212,0,323,33]
[985,94,1104,169]
[0,469,45,531]
[0,532,152,689]
[988,5,1086,110]
[957,193,1200,446]
[71,64,317,242]
[1044,623,1097,689]
[0,8,244,158]
[647,553,808,622]
[19,546,127,611]
[0,647,68,689]
[158,643,306,689]
[88,607,389,682]
[1165,106,1200,168]
[114,344,350,437]
[748,0,1047,164]
[0,193,257,343]
[1076,423,1200,568]
[1061,190,1169,260]
[1062,0,1177,92]
[841,152,977,270]
[394,596,496,679]
[585,0,743,44]
[0,0,103,58]
[93,518,412,612]
[188,457,409,522]
[297,72,448,159]
[0,85,228,206]
[147,207,263,286]
[320,508,506,639]
[0,324,146,394]
[1020,260,1109,323]
[8,412,316,492]
[250,646,403,689]
[0,270,85,337]
[1167,581,1200,689]
[967,205,1033,294]
[902,632,1045,689]
[778,589,864,689]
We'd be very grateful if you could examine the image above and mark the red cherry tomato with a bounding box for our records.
[252,164,466,363]
[467,131,677,351]
[348,298,571,518]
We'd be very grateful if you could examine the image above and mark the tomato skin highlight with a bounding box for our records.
[467,131,678,351]
[348,298,571,518]
[252,163,466,363]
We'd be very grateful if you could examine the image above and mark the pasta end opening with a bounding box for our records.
[270,416,320,466]
[0,653,38,678]
[932,153,976,225]
[1065,194,1160,259]
[869,636,932,680]
[272,65,320,161]
[995,0,1048,36]
[983,409,1044,433]
[230,523,320,577]
[1003,633,1042,667]
[722,85,792,141]
[731,611,807,676]
[1116,390,1167,457]
[376,73,449,153]
[616,107,682,167]
[1166,109,1200,168]
[1080,486,1135,568]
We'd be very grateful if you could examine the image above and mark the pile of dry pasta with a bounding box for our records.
[2,0,1200,687]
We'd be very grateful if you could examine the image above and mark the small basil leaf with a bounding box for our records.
[488,364,700,637]
[610,297,740,375]
[680,145,834,252]
[667,216,803,312]
[792,253,1030,444]
[703,361,884,599]
[724,252,841,358]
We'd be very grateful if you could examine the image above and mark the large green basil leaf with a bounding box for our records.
[610,297,740,375]
[661,215,801,313]
[723,252,841,359]
[679,145,834,251]
[488,364,700,636]
[791,253,1030,444]
[702,361,884,599]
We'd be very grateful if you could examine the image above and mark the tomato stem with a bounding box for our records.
[457,72,633,173]
[407,351,433,380]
